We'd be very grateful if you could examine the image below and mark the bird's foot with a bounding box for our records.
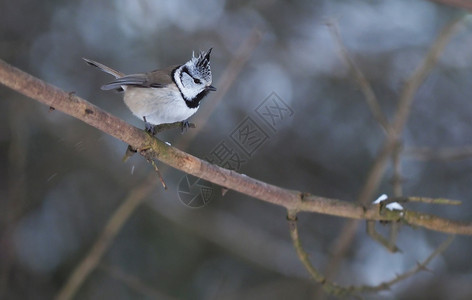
[143,117,157,136]
[181,120,191,134]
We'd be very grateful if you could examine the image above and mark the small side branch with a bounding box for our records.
[288,212,455,296]
[141,149,167,189]
[366,220,401,253]
[383,196,462,206]
[287,214,353,296]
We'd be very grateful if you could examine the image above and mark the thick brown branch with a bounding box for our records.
[0,59,471,235]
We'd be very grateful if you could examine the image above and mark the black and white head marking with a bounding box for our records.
[173,48,215,108]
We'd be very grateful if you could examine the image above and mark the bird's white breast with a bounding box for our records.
[123,86,198,125]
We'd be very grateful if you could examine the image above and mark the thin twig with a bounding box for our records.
[392,16,465,136]
[356,235,455,293]
[382,196,462,206]
[388,222,401,253]
[141,149,167,189]
[366,221,401,253]
[387,141,404,250]
[392,142,404,198]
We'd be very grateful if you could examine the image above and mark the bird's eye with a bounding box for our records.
[193,78,201,84]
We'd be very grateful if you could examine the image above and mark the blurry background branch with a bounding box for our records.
[429,0,472,11]
[55,179,156,300]
[317,14,466,297]
[405,146,472,161]
[327,20,390,134]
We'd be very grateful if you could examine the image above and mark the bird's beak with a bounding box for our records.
[206,85,217,92]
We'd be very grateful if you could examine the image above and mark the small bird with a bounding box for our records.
[83,48,216,134]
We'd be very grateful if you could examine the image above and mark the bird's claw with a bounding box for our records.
[181,120,190,134]
[143,117,157,136]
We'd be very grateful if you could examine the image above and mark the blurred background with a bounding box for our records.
[2,0,472,299]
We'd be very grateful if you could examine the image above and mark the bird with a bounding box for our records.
[83,48,216,134]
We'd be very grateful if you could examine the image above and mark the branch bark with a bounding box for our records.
[1,58,471,235]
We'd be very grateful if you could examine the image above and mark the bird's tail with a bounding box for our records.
[82,58,125,78]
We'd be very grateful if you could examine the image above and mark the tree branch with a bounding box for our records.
[1,59,471,235]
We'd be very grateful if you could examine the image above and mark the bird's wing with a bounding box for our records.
[101,65,180,91]
[101,74,151,90]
